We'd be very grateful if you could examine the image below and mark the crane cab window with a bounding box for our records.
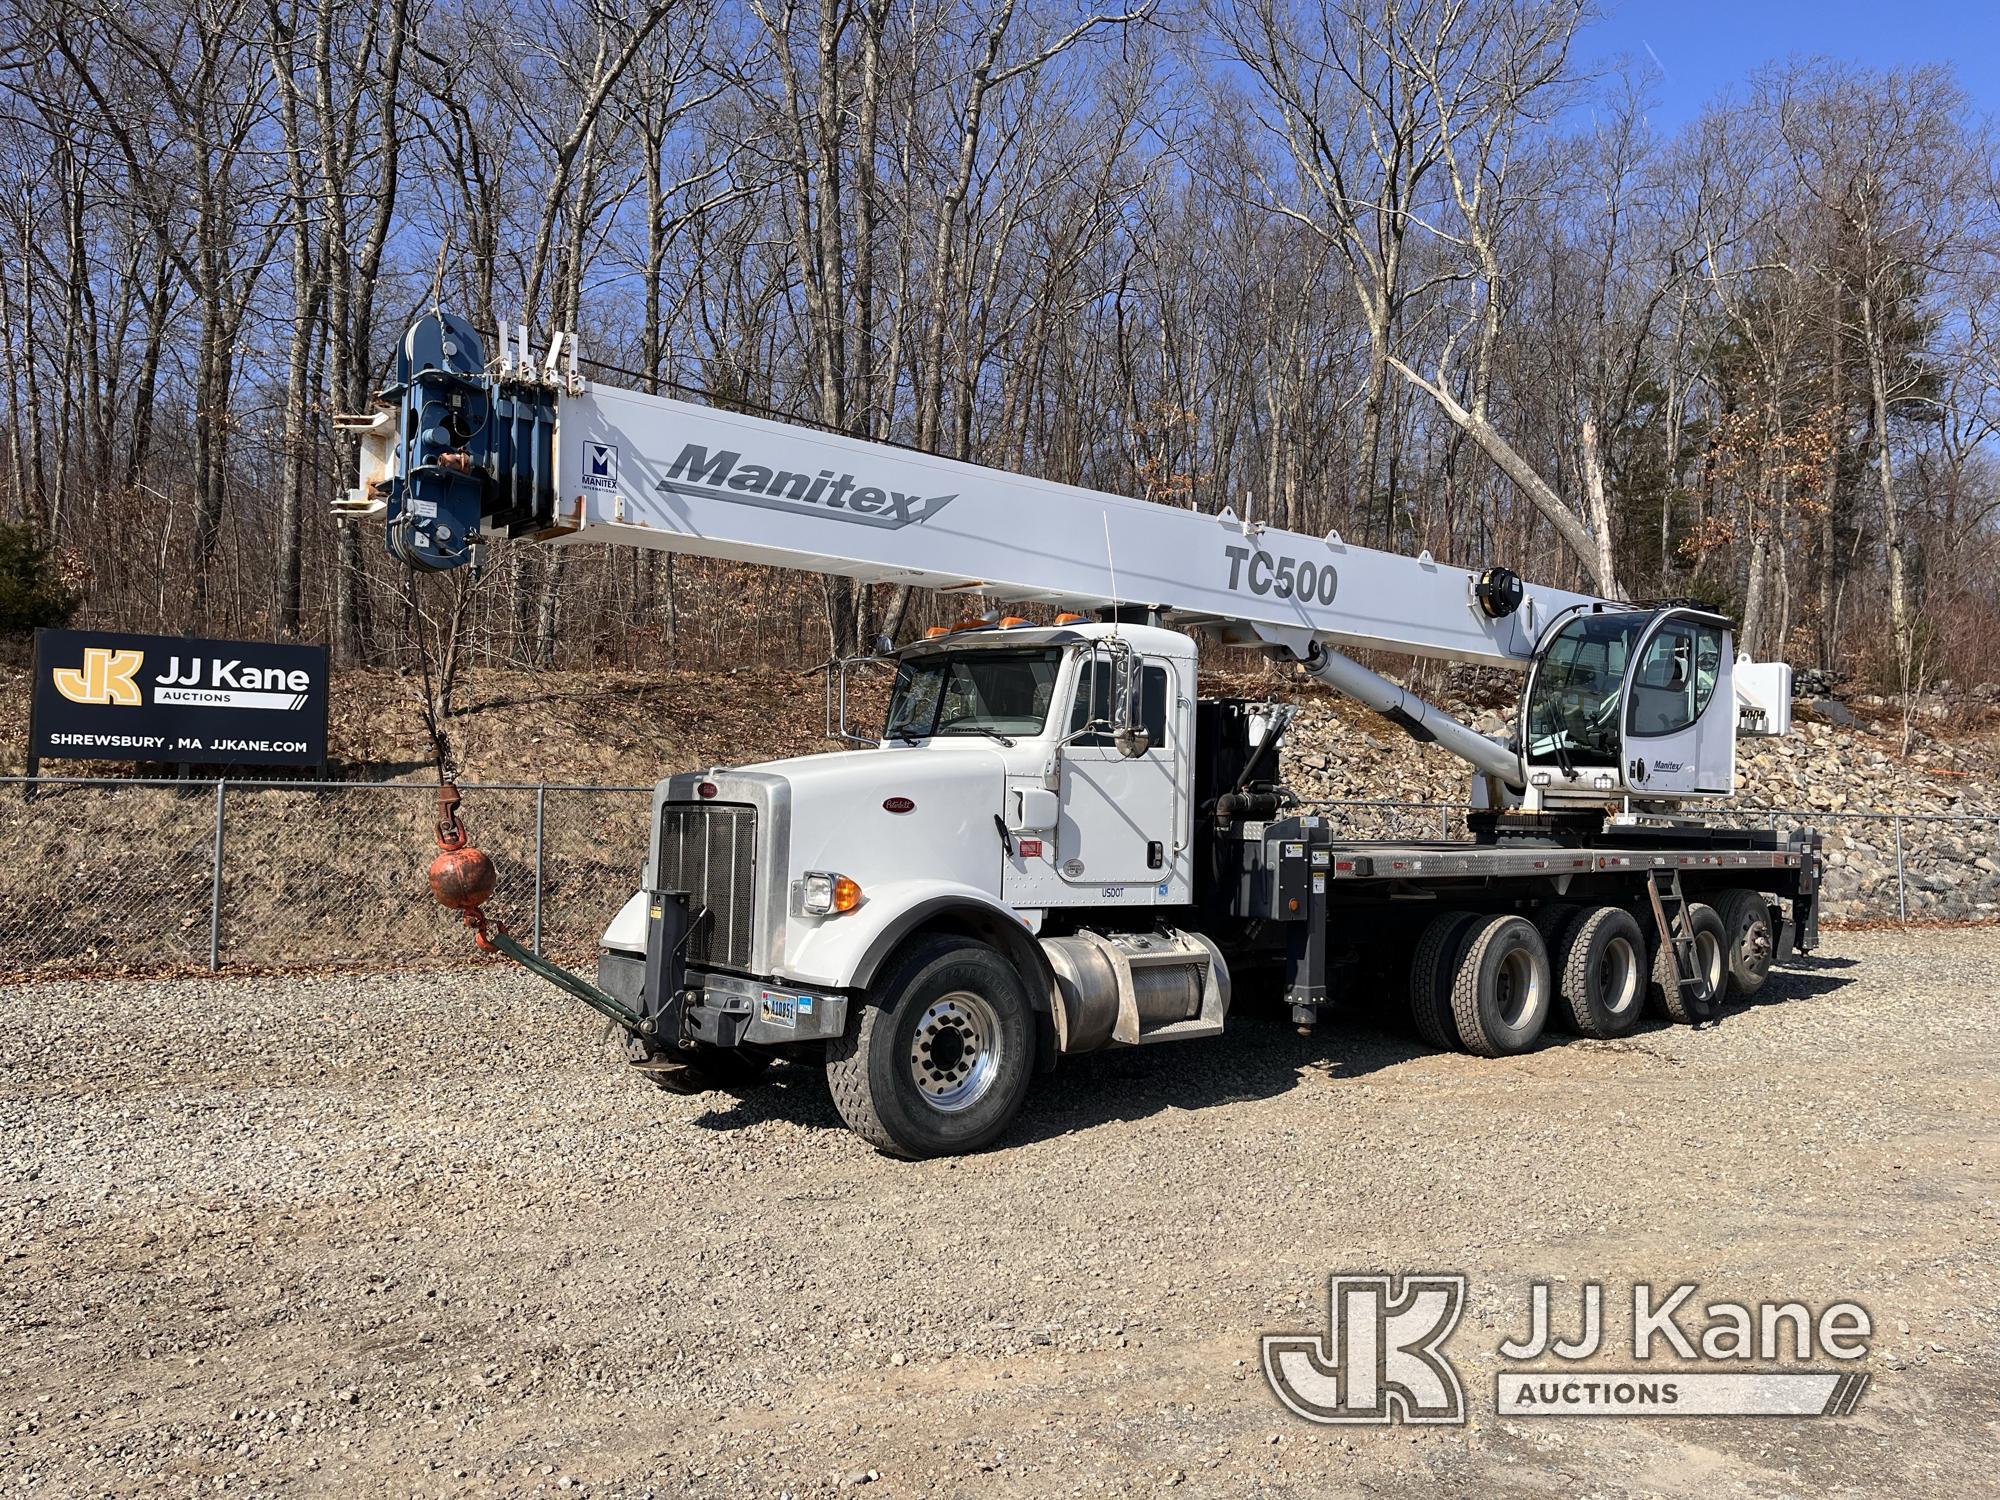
[1068,651,1169,750]
[1524,613,1647,767]
[1628,620,1725,738]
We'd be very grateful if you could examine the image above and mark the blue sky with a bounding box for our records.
[1584,0,2000,130]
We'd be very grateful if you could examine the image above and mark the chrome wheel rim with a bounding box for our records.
[1597,935,1640,1016]
[1496,947,1543,1029]
[909,991,1000,1112]
[1739,913,1771,970]
[1696,931,1725,994]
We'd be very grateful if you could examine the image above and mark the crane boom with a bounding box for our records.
[338,312,1598,670]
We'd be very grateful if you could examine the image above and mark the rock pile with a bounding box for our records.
[1269,682,2000,925]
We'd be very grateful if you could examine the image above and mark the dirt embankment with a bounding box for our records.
[4,661,1996,962]
[8,659,1997,802]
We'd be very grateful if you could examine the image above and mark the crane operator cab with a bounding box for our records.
[1520,604,1737,806]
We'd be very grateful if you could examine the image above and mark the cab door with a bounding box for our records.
[1054,648,1185,898]
[1622,613,1729,797]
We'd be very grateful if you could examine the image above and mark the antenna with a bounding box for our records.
[1103,512,1121,639]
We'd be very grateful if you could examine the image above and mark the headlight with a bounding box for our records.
[798,871,864,916]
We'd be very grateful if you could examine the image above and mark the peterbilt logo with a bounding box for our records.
[659,442,957,529]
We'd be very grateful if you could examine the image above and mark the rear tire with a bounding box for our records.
[1649,902,1726,1024]
[824,935,1035,1159]
[1550,905,1646,1038]
[1713,888,1776,997]
[1407,912,1478,1050]
[1449,915,1551,1057]
[1532,902,1579,945]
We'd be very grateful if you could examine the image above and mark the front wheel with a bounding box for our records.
[825,935,1035,1158]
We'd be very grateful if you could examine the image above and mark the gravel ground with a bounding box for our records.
[3,929,1996,1498]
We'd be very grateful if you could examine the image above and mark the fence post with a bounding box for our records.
[533,785,547,955]
[1893,815,1907,925]
[209,779,227,971]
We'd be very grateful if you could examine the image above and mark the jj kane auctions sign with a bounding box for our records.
[29,629,329,768]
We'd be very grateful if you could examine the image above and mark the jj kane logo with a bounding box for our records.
[1263,1274,1468,1425]
[53,647,145,707]
[1265,1275,1874,1425]
[152,655,314,711]
[659,442,957,529]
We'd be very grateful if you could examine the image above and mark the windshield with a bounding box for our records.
[1523,612,1649,768]
[884,649,1062,741]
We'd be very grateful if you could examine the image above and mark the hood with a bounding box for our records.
[766,743,1010,902]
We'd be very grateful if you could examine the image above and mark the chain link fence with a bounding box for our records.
[1,777,1995,979]
[0,778,653,978]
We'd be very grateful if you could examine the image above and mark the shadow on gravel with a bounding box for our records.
[1007,1009,1429,1145]
[684,1064,847,1132]
[1741,954,1860,1005]
[678,956,1861,1145]
[682,1008,1430,1143]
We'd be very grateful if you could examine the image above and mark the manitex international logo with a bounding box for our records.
[1264,1275,1873,1424]
[582,441,618,490]
[658,442,957,529]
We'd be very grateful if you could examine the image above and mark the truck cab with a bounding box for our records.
[596,620,1227,1155]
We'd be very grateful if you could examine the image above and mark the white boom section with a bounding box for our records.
[521,380,1600,669]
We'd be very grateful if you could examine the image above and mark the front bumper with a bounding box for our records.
[596,949,850,1048]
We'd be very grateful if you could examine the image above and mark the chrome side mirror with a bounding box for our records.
[1113,643,1149,757]
[823,652,897,745]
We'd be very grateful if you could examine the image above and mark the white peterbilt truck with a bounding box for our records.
[340,312,1816,1158]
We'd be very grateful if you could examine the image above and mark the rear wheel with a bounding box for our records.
[1649,902,1726,1024]
[1550,905,1646,1038]
[1407,912,1479,1050]
[824,935,1035,1158]
[1449,914,1551,1057]
[1712,888,1776,997]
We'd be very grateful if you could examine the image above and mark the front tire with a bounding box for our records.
[825,935,1035,1158]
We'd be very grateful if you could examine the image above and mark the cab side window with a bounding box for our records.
[1627,621,1724,737]
[1068,652,1169,750]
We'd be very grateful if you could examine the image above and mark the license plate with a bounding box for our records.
[759,991,805,1027]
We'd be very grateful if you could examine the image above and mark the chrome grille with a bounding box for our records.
[657,802,758,971]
